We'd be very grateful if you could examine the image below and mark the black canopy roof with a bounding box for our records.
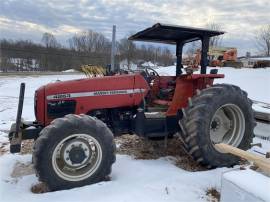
[129,23,225,44]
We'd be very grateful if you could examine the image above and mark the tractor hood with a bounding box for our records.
[37,74,149,125]
[44,74,149,100]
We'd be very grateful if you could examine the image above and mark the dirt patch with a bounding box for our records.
[6,134,204,173]
[0,139,33,155]
[10,161,44,193]
[21,139,34,154]
[0,142,8,155]
[31,182,49,194]
[115,134,205,171]
[11,161,34,178]
[30,174,111,194]
[206,187,220,202]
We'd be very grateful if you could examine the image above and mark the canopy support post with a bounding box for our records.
[200,36,210,74]
[176,42,184,76]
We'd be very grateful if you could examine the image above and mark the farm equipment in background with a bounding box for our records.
[8,23,255,191]
[81,64,107,77]
[209,47,243,68]
[253,60,270,68]
[184,49,201,73]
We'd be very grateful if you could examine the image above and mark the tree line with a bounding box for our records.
[0,30,174,72]
[1,23,269,72]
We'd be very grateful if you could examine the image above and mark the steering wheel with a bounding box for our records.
[143,67,161,90]
[144,67,160,78]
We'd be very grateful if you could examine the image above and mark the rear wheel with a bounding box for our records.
[33,114,116,191]
[210,104,245,147]
[179,84,255,167]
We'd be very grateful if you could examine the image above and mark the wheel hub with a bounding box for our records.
[62,139,91,167]
[211,118,220,131]
[68,146,87,165]
[52,134,103,181]
[210,104,245,147]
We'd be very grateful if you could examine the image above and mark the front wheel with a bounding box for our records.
[33,114,116,191]
[179,84,256,168]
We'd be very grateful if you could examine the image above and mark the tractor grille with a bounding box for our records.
[47,100,76,119]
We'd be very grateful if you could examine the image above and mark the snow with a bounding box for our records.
[252,101,270,114]
[0,154,228,202]
[156,65,176,75]
[141,61,156,67]
[0,74,83,131]
[61,69,78,73]
[0,68,269,201]
[212,67,270,104]
[222,169,270,202]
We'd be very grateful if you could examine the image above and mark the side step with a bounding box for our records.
[146,106,168,112]
[133,109,179,138]
[145,112,166,119]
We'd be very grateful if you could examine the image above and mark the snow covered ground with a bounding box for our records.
[0,154,229,202]
[0,67,269,202]
[61,69,79,73]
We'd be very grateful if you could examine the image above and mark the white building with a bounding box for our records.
[9,58,39,70]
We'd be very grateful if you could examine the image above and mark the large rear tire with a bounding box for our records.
[179,84,255,168]
[33,114,116,191]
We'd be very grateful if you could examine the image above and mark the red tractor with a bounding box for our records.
[9,23,255,191]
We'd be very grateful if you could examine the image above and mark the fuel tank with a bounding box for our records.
[36,74,149,125]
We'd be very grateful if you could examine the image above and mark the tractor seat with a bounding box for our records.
[152,88,173,106]
[159,88,174,97]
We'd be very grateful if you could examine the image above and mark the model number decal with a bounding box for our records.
[46,89,146,100]
[51,94,71,99]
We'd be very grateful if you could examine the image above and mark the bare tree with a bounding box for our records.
[0,29,174,72]
[255,25,270,56]
[41,33,59,48]
[206,22,223,47]
[185,41,201,58]
[160,48,173,66]
[68,30,110,53]
[118,37,136,69]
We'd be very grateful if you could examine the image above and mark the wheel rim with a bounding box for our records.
[210,104,245,147]
[52,134,102,181]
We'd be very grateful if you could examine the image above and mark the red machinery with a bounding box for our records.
[209,47,243,68]
[9,23,255,191]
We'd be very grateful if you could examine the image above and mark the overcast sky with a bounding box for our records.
[0,0,269,56]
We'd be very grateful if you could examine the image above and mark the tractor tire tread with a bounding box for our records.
[33,114,116,191]
[178,84,255,168]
